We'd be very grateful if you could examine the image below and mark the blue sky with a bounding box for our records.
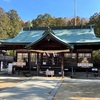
[0,0,100,21]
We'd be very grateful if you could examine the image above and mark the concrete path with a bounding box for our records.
[0,77,62,100]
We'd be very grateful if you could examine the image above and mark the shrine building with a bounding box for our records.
[0,26,100,77]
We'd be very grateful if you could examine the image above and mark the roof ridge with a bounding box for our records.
[23,25,91,31]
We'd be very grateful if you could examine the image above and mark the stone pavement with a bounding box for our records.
[0,76,62,100]
[53,77,100,100]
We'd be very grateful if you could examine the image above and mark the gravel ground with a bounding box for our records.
[0,75,32,89]
[53,78,100,100]
[1,72,100,100]
[0,76,61,100]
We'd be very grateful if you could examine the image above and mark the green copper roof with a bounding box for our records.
[54,28,100,43]
[3,30,45,43]
[3,27,100,44]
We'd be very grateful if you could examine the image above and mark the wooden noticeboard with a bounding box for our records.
[12,62,26,67]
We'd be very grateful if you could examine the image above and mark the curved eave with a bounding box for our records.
[71,42,100,45]
[48,31,74,49]
[0,42,30,45]
[25,30,73,50]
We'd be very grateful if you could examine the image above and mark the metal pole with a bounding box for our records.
[74,0,76,26]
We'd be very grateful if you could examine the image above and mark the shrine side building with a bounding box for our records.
[0,26,100,77]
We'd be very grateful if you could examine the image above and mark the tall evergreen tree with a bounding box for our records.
[0,8,10,38]
[89,12,100,37]
[7,9,22,37]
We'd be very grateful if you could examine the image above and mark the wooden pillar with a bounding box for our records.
[61,52,64,78]
[71,67,74,76]
[29,52,31,73]
[71,49,74,76]
[13,45,15,61]
[12,50,15,74]
[37,52,39,76]
[12,50,14,57]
